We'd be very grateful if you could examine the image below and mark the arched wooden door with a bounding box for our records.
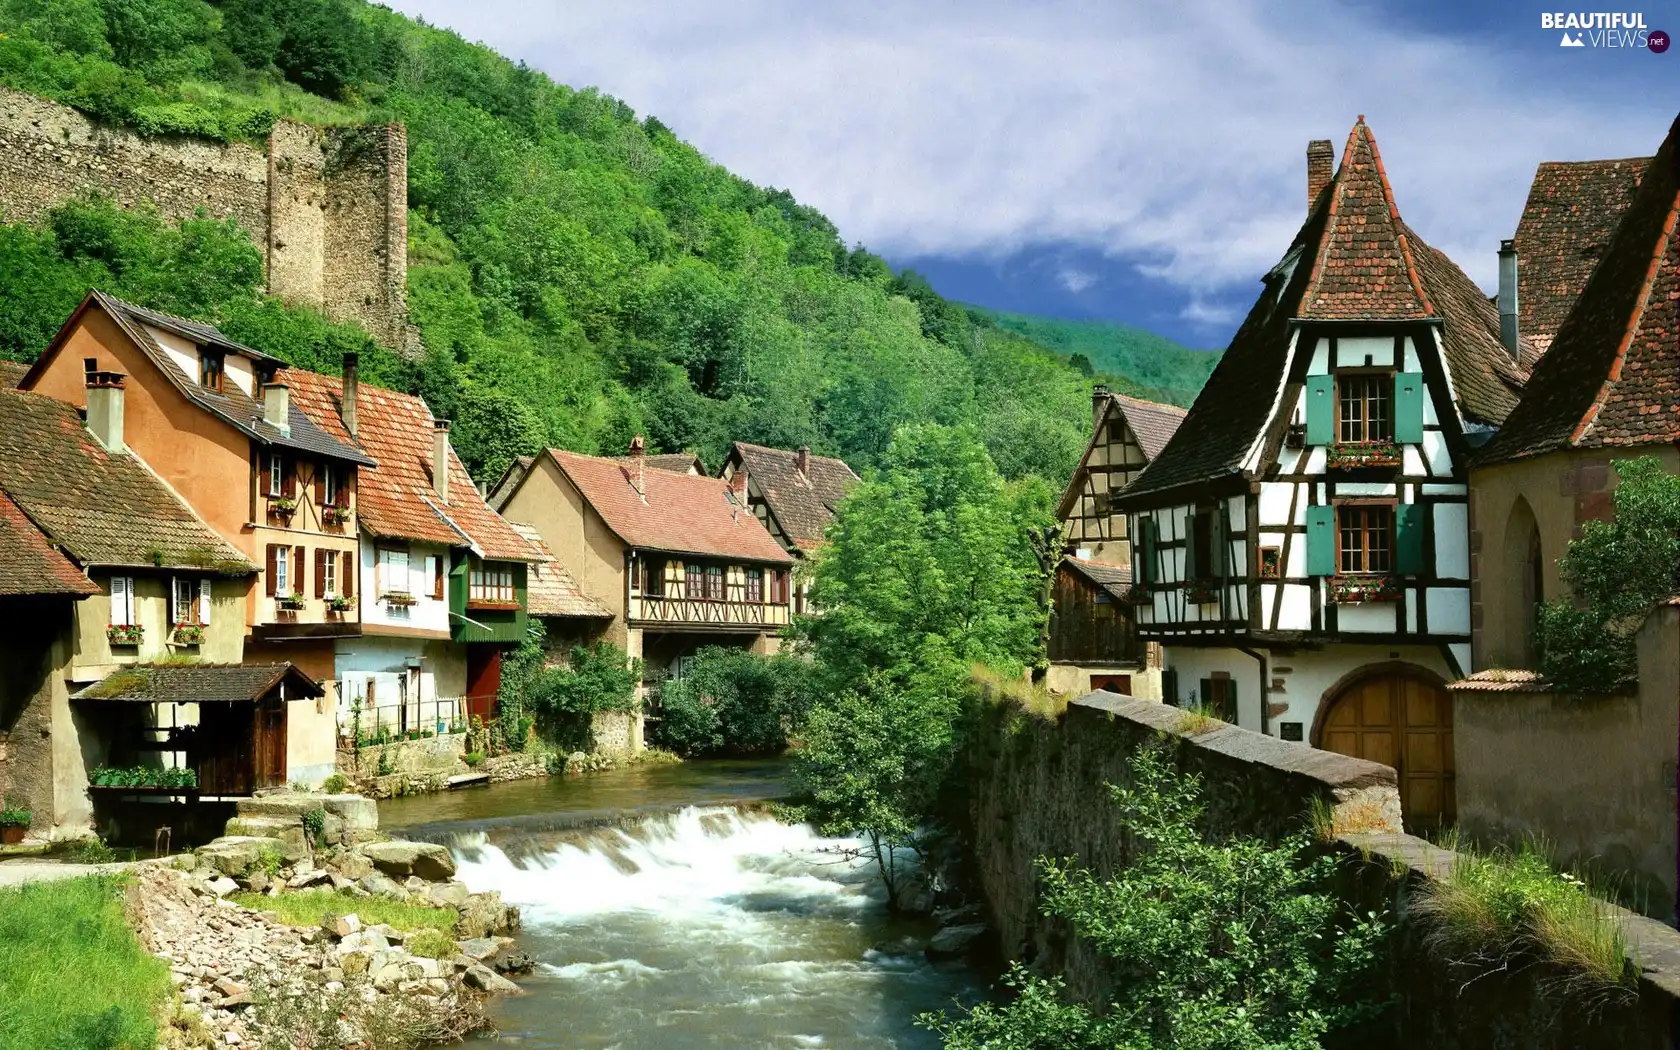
[1318,673,1454,829]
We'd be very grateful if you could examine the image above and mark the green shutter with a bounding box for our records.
[1184,512,1199,580]
[1395,372,1425,443]
[1306,505,1335,576]
[1199,678,1213,708]
[1162,667,1179,705]
[1305,375,1334,445]
[1224,679,1238,722]
[1213,508,1228,579]
[1396,503,1426,575]
[1138,518,1155,586]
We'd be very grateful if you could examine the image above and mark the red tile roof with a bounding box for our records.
[0,488,96,598]
[0,360,27,389]
[611,452,705,475]
[725,442,859,553]
[1447,669,1553,693]
[509,523,612,619]
[1056,393,1186,521]
[1479,119,1680,464]
[283,370,540,562]
[545,448,793,564]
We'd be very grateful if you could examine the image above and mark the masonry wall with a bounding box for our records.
[0,89,409,349]
[969,693,1680,1049]
[0,599,94,837]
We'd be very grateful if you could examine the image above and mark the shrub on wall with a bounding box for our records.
[652,647,817,757]
[523,641,641,754]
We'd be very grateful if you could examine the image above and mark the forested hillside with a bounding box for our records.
[968,307,1220,408]
[0,0,1208,484]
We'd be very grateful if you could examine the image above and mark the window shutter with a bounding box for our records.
[314,466,325,507]
[111,576,130,626]
[1305,375,1334,445]
[1394,372,1426,444]
[1162,667,1179,705]
[1396,503,1427,575]
[432,556,445,600]
[1212,508,1227,579]
[342,551,355,598]
[1225,679,1237,717]
[198,579,212,625]
[169,577,182,625]
[282,458,296,499]
[315,549,327,597]
[1138,518,1156,587]
[1184,511,1199,580]
[1199,678,1213,708]
[1306,505,1336,576]
[265,545,278,597]
[294,546,306,595]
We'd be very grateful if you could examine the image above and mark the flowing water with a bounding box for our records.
[380,761,983,1049]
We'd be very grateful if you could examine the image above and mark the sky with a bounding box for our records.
[386,0,1676,348]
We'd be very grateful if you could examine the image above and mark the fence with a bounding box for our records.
[337,694,467,748]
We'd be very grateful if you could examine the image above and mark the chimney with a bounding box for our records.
[795,446,810,476]
[628,434,646,495]
[341,352,359,437]
[85,370,126,453]
[1091,382,1110,432]
[432,420,451,502]
[1307,139,1334,211]
[1498,239,1520,359]
[729,464,749,502]
[262,382,290,435]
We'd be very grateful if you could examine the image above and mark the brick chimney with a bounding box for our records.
[432,420,451,502]
[262,381,290,435]
[1498,239,1521,359]
[627,434,646,496]
[729,464,749,502]
[1091,383,1110,432]
[85,370,126,453]
[341,351,359,437]
[794,446,810,477]
[1307,139,1334,211]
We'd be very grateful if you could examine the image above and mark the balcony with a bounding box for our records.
[628,595,791,631]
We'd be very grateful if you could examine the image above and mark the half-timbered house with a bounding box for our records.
[1114,118,1529,827]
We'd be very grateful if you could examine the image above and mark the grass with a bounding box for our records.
[232,888,458,933]
[403,929,459,959]
[0,875,171,1050]
[1173,704,1224,736]
[971,664,1068,721]
[1411,839,1637,1007]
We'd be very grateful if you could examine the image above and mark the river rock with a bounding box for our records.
[358,872,407,900]
[493,951,535,976]
[869,936,924,958]
[456,891,518,940]
[333,851,375,880]
[198,837,274,877]
[455,938,503,962]
[465,964,522,995]
[926,923,988,960]
[426,880,471,908]
[361,841,457,881]
[242,872,270,894]
[287,869,333,890]
[323,913,361,939]
[934,903,985,927]
[207,876,240,898]
[890,873,935,916]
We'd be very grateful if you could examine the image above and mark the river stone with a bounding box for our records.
[333,851,375,880]
[493,951,535,976]
[456,938,502,962]
[287,869,333,890]
[925,923,988,960]
[890,873,935,916]
[341,929,390,953]
[361,841,457,881]
[456,891,513,940]
[358,872,407,900]
[323,913,361,939]
[465,964,522,995]
[198,837,275,877]
[426,880,471,909]
[206,876,239,898]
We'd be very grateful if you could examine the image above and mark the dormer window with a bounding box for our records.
[1337,374,1392,443]
[199,350,225,392]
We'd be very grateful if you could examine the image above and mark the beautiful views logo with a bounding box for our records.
[1540,12,1668,50]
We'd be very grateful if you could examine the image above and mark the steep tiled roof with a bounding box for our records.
[1064,556,1131,599]
[1121,117,1518,506]
[611,452,705,475]
[544,449,794,564]
[0,489,96,598]
[73,663,321,703]
[1514,157,1648,353]
[726,442,859,552]
[0,360,27,388]
[0,388,254,573]
[1478,121,1680,464]
[509,523,611,619]
[1055,394,1186,520]
[283,370,540,562]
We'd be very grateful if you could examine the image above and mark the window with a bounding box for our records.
[1338,504,1393,574]
[745,567,763,603]
[171,577,196,625]
[469,563,515,603]
[685,563,704,598]
[706,565,725,600]
[644,558,665,597]
[272,546,290,595]
[320,463,338,507]
[319,549,338,598]
[429,555,445,601]
[378,547,410,595]
[1338,374,1393,444]
[199,350,224,391]
[1191,511,1214,579]
[110,576,135,626]
[267,453,286,497]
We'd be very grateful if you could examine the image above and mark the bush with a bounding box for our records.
[463,752,485,768]
[523,642,641,753]
[320,774,348,794]
[653,647,816,756]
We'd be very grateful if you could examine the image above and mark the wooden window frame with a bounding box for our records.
[745,567,763,603]
[1335,500,1395,575]
[199,350,224,392]
[273,546,290,596]
[377,545,411,596]
[468,562,517,608]
[1334,369,1395,445]
[170,576,198,626]
[684,563,704,599]
[110,575,135,627]
[266,452,286,497]
[705,565,725,601]
[644,557,665,597]
[319,549,338,599]
[320,463,339,508]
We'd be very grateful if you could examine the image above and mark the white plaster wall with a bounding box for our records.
[1434,503,1469,579]
[1337,601,1398,634]
[333,635,466,732]
[1162,646,1266,730]
[1263,642,1459,739]
[1259,483,1293,526]
[360,539,450,633]
[1427,587,1472,636]
[144,324,198,380]
[1335,335,1393,368]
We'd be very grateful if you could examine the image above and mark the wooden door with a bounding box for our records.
[1319,674,1454,829]
[254,698,287,789]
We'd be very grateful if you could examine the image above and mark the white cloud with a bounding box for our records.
[1057,267,1098,294]
[385,0,1670,299]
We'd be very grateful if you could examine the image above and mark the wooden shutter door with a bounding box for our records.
[314,466,325,506]
[1162,667,1178,705]
[265,545,278,597]
[1394,373,1426,444]
[282,458,296,498]
[1184,512,1199,580]
[1396,503,1426,575]
[432,556,445,600]
[1306,506,1335,576]
[315,550,327,597]
[1305,375,1334,444]
[198,579,212,625]
[1139,518,1156,587]
[294,546,306,595]
[342,551,355,598]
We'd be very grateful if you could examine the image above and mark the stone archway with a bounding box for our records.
[1499,497,1544,667]
[1313,663,1454,830]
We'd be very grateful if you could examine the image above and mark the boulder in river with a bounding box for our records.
[361,840,457,882]
[890,872,936,916]
[925,923,989,960]
[494,951,535,976]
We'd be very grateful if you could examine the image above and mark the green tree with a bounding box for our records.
[922,743,1389,1049]
[653,646,816,757]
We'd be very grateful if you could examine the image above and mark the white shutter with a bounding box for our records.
[111,576,132,626]
[169,577,182,625]
[199,579,212,625]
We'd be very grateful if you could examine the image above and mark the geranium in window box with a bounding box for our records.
[170,623,205,646]
[382,591,418,608]
[268,496,298,517]
[107,623,143,646]
[1185,578,1221,605]
[322,504,351,526]
[1326,440,1402,470]
[1117,584,1152,606]
[276,592,306,611]
[326,595,354,613]
[1328,574,1402,604]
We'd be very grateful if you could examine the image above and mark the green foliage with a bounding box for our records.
[652,646,816,757]
[1537,457,1680,691]
[969,306,1221,408]
[922,744,1389,1048]
[375,746,394,777]
[523,641,641,752]
[255,844,283,877]
[320,773,348,794]
[300,806,326,848]
[462,751,484,767]
[0,875,172,1050]
[65,837,123,864]
[87,764,197,789]
[0,794,30,827]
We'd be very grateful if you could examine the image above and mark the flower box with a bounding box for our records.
[276,593,306,611]
[382,591,418,608]
[322,505,351,526]
[1326,441,1402,470]
[170,623,205,646]
[268,496,298,516]
[1186,579,1220,605]
[1328,574,1402,604]
[326,595,354,613]
[107,624,143,646]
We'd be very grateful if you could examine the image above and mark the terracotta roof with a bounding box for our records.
[1447,669,1553,693]
[72,663,322,703]
[1479,120,1680,465]
[610,452,705,475]
[0,488,96,597]
[509,523,612,619]
[1514,157,1648,354]
[725,442,859,552]
[1055,394,1186,520]
[0,360,27,388]
[543,448,793,564]
[1120,117,1519,507]
[1063,556,1131,599]
[282,369,540,562]
[0,388,254,573]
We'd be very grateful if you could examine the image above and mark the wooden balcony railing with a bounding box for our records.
[629,595,791,627]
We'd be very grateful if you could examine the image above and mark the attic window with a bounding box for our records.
[199,350,225,391]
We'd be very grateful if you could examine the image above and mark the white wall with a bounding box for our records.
[360,539,451,633]
[334,634,467,734]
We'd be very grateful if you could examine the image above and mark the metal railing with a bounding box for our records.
[337,696,467,747]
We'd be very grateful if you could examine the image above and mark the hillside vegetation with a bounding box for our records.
[969,307,1220,408]
[0,0,1210,484]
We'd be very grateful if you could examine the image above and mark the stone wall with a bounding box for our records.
[970,693,1680,1049]
[0,89,409,350]
[337,733,465,780]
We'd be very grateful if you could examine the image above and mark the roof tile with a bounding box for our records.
[0,488,96,597]
[727,442,859,550]
[73,663,321,703]
[1514,157,1648,350]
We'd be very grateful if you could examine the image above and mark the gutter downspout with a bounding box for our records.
[1238,646,1270,736]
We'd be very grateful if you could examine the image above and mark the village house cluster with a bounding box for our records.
[0,294,853,843]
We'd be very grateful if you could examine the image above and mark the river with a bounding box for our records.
[379,760,983,1049]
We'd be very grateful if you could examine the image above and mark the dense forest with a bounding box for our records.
[0,0,1217,485]
[969,307,1219,409]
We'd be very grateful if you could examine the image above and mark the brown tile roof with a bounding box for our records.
[544,448,794,564]
[1064,556,1131,598]
[1055,394,1186,520]
[1447,668,1553,693]
[0,488,96,597]
[1514,157,1648,353]
[611,452,705,475]
[726,442,859,552]
[72,663,322,703]
[1478,120,1680,465]
[487,455,534,513]
[509,523,612,619]
[282,369,540,562]
[0,388,254,574]
[1121,117,1520,507]
[0,360,27,388]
